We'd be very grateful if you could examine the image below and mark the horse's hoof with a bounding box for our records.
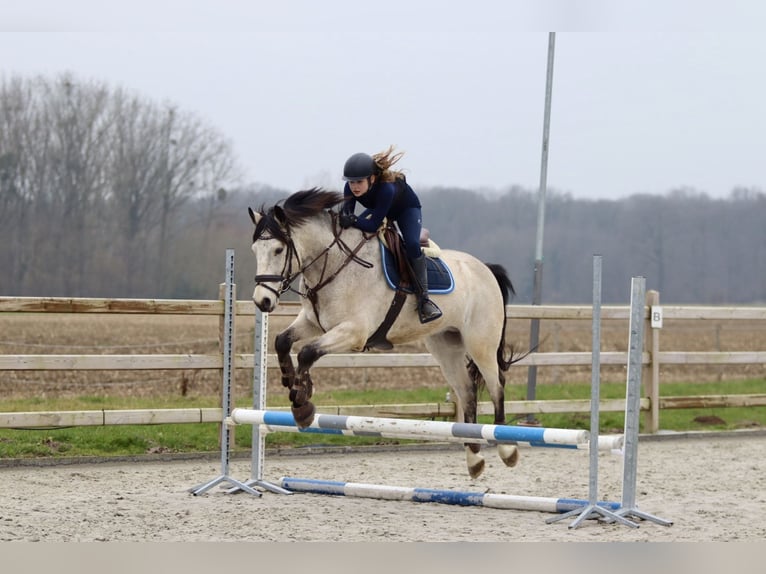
[498,444,520,468]
[289,386,308,404]
[466,449,485,479]
[468,459,485,479]
[291,402,316,428]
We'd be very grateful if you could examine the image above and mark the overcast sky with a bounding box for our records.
[2,1,764,199]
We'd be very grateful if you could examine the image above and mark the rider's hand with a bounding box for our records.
[339,213,357,229]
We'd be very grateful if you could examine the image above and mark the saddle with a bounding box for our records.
[378,226,454,294]
[364,225,454,351]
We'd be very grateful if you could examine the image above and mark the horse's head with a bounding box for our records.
[248,188,344,312]
[248,204,293,313]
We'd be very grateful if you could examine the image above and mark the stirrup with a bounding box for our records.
[418,299,442,324]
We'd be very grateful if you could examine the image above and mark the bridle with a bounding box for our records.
[253,211,374,329]
[252,234,298,300]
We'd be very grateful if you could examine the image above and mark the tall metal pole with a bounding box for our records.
[524,32,556,424]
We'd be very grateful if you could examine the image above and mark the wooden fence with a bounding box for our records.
[1,293,765,434]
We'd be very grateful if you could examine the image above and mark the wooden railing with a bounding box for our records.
[1,294,765,433]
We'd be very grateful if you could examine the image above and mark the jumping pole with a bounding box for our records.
[279,477,622,514]
[189,249,260,497]
[229,408,617,450]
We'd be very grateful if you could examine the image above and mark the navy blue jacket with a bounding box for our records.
[341,179,421,233]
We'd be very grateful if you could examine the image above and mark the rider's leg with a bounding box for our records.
[409,252,442,323]
[398,209,442,324]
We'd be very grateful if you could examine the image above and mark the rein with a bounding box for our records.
[303,213,374,297]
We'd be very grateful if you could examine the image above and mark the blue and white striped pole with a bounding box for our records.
[280,477,621,514]
[230,409,622,450]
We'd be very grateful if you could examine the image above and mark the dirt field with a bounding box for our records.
[1,313,765,401]
[1,432,765,542]
[2,312,765,546]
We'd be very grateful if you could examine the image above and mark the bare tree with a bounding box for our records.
[152,107,238,292]
[40,75,113,294]
[0,73,239,297]
[0,76,47,294]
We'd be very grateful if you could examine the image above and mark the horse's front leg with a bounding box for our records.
[289,321,369,428]
[273,311,324,421]
[275,329,297,391]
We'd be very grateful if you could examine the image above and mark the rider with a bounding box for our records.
[338,145,442,324]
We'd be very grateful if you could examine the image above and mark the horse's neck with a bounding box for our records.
[292,216,332,260]
[293,217,375,287]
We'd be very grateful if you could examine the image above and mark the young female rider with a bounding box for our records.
[339,145,442,324]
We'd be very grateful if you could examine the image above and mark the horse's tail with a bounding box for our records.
[486,263,516,305]
[485,263,523,375]
[467,263,526,390]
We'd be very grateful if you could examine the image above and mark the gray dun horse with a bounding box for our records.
[248,188,519,478]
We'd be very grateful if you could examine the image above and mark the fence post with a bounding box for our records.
[644,289,661,433]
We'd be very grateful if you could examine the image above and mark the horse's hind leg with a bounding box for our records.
[466,352,519,469]
[425,334,485,479]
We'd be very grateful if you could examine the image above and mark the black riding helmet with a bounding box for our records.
[343,152,379,181]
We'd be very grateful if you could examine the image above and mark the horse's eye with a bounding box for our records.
[274,247,284,255]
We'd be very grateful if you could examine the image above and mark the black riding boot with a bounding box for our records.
[410,254,443,324]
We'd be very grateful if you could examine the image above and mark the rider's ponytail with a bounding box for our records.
[372,145,407,183]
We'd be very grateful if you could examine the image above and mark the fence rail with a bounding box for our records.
[1,294,765,433]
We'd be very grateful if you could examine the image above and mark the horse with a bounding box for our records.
[248,188,519,478]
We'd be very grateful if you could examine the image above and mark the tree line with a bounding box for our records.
[2,74,764,304]
[0,73,237,298]
[418,185,765,304]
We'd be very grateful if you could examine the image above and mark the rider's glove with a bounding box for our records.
[339,213,357,229]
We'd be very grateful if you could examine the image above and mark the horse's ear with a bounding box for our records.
[273,205,287,225]
[248,207,261,225]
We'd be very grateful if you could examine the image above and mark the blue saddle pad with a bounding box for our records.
[380,242,455,294]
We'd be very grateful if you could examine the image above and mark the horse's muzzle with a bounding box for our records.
[254,297,275,313]
[253,285,278,313]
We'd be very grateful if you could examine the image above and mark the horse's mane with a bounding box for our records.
[283,188,345,224]
[253,188,344,242]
